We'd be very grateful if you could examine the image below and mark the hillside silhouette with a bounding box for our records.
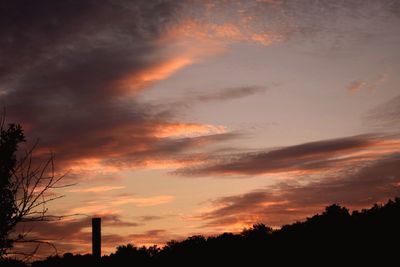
[2,197,400,266]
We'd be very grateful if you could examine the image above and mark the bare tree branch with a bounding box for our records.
[0,119,68,260]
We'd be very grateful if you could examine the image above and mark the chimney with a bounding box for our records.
[92,217,101,259]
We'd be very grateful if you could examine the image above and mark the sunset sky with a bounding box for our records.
[1,0,400,256]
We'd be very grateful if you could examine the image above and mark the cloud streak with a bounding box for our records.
[68,186,125,193]
[68,194,175,215]
[180,86,267,105]
[198,152,400,229]
[175,134,396,176]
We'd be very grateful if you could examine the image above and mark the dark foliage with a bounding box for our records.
[0,124,25,256]
[13,197,399,266]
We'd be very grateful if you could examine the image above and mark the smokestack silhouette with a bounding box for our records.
[92,218,101,259]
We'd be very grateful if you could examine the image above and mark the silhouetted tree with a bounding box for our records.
[0,119,66,260]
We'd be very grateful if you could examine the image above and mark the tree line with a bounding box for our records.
[1,197,399,266]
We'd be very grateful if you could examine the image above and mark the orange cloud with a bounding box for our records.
[65,158,122,174]
[207,23,244,41]
[68,186,125,193]
[51,122,230,176]
[166,19,282,46]
[141,57,192,83]
[251,33,275,46]
[117,56,193,91]
[114,8,285,94]
[69,203,117,215]
[138,157,204,170]
[110,195,175,207]
[153,123,226,138]
[68,195,174,215]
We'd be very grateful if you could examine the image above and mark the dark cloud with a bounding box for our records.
[1,0,178,130]
[199,153,400,228]
[0,0,244,176]
[1,0,180,117]
[175,134,379,176]
[0,0,179,80]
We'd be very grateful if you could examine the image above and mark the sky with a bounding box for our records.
[1,0,400,257]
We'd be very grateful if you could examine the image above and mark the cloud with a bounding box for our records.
[126,229,185,247]
[68,186,125,193]
[346,73,388,94]
[165,18,283,46]
[0,1,185,165]
[110,195,175,207]
[165,0,400,48]
[119,56,194,90]
[153,123,227,138]
[198,153,400,230]
[96,132,240,170]
[189,86,266,103]
[146,86,268,123]
[139,216,164,222]
[175,134,396,177]
[1,0,260,181]
[0,1,182,82]
[347,80,366,93]
[68,194,175,215]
